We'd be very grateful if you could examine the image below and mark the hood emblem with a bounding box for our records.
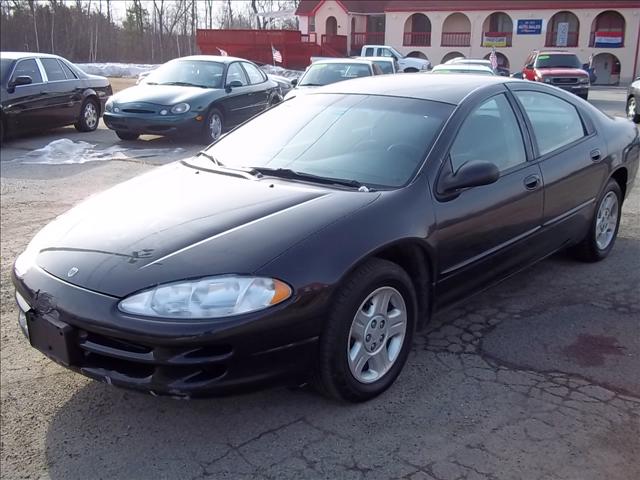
[67,267,79,278]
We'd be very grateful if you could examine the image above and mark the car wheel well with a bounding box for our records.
[209,103,225,119]
[84,94,100,114]
[611,167,628,203]
[372,242,433,329]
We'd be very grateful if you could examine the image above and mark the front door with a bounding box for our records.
[432,92,544,307]
[220,62,255,127]
[5,58,49,132]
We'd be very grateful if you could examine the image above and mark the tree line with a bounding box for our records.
[0,0,299,64]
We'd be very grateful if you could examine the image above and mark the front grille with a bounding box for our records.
[122,108,155,114]
[552,77,578,85]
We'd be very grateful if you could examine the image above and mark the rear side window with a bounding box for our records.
[450,94,526,173]
[40,58,66,81]
[515,91,585,156]
[11,59,43,84]
[242,62,265,84]
[59,60,77,79]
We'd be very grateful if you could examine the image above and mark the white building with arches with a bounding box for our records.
[295,0,640,84]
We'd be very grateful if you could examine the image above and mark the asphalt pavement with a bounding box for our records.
[0,86,638,480]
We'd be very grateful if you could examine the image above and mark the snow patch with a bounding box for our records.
[19,139,184,165]
[260,65,303,79]
[78,63,157,78]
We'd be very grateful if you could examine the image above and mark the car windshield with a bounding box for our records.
[535,54,582,69]
[0,58,14,83]
[144,60,224,88]
[194,94,454,189]
[299,63,372,86]
[373,61,394,74]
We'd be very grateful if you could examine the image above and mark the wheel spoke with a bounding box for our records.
[349,343,368,375]
[372,289,392,316]
[351,311,369,340]
[387,318,406,339]
[368,349,390,375]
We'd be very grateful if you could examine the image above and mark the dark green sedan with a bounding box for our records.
[103,55,281,143]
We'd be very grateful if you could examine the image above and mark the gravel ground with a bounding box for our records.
[0,87,638,480]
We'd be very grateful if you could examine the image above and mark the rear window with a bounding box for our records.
[535,54,582,69]
[299,63,372,86]
[200,94,454,188]
[373,61,394,74]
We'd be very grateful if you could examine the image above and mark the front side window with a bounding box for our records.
[40,58,66,81]
[11,59,43,84]
[450,94,526,173]
[515,91,585,156]
[242,62,265,84]
[380,48,394,58]
[226,63,248,86]
[144,60,224,88]
[194,94,454,188]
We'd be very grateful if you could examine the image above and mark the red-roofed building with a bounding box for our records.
[295,0,640,83]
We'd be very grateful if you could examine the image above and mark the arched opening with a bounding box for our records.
[546,11,580,47]
[482,12,513,47]
[483,51,510,69]
[592,52,621,85]
[441,51,465,63]
[407,51,428,60]
[326,16,337,36]
[590,11,625,47]
[442,13,471,47]
[403,13,431,47]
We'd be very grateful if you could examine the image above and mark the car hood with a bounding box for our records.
[32,161,379,297]
[113,84,217,105]
[535,68,588,77]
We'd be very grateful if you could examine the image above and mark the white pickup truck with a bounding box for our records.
[360,45,431,72]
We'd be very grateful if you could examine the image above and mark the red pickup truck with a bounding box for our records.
[522,50,590,100]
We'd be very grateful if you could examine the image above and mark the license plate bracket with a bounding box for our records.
[27,313,78,367]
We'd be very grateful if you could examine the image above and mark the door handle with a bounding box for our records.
[590,149,602,162]
[523,174,541,190]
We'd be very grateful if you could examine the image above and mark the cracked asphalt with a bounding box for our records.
[1,86,638,480]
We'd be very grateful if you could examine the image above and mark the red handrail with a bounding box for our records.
[403,31,431,47]
[441,32,471,47]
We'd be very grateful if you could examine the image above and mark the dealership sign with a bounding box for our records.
[517,19,542,35]
[594,31,623,48]
[483,35,507,47]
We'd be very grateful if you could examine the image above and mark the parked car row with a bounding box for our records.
[13,58,639,402]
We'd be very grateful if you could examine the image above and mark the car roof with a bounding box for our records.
[535,51,575,56]
[315,73,512,105]
[433,64,494,72]
[447,58,491,65]
[312,58,374,66]
[1,51,63,60]
[172,55,248,64]
[354,56,393,62]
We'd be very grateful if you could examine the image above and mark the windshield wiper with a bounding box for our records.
[196,151,223,167]
[298,83,324,87]
[160,81,208,88]
[249,167,369,190]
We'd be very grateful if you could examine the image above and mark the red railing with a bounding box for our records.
[321,34,348,55]
[403,31,431,47]
[351,32,385,50]
[589,31,624,47]
[301,33,317,43]
[441,32,471,47]
[481,31,512,47]
[545,31,579,47]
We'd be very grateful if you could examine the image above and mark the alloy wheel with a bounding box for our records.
[209,113,222,141]
[84,102,98,129]
[595,191,619,250]
[628,98,637,120]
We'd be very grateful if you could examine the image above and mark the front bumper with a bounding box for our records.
[13,267,322,398]
[103,111,204,137]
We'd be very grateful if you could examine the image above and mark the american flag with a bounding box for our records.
[272,45,282,64]
[217,47,228,56]
[489,48,498,70]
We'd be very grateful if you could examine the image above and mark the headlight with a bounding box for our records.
[421,63,429,71]
[118,276,292,318]
[578,77,590,84]
[105,98,114,112]
[171,103,190,114]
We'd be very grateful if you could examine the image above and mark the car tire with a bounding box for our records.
[313,258,417,402]
[115,131,140,141]
[74,98,100,132]
[571,179,622,262]
[404,68,419,73]
[627,97,640,123]
[579,92,589,101]
[202,108,224,144]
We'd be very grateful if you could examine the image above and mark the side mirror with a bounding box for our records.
[226,80,243,90]
[440,160,500,193]
[291,78,298,86]
[11,75,33,87]
[525,63,534,70]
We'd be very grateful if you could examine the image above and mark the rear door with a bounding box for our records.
[39,57,82,126]
[509,85,607,250]
[241,61,270,115]
[4,58,48,131]
[431,89,545,307]
[220,62,254,126]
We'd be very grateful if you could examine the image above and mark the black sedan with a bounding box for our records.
[13,75,639,402]
[0,52,111,141]
[103,55,281,143]
[627,76,640,123]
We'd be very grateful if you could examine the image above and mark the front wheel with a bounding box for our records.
[115,131,139,141]
[404,67,419,73]
[202,108,224,144]
[627,97,640,123]
[74,98,99,132]
[571,179,622,262]
[313,258,417,402]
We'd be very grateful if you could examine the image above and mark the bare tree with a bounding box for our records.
[27,0,39,50]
